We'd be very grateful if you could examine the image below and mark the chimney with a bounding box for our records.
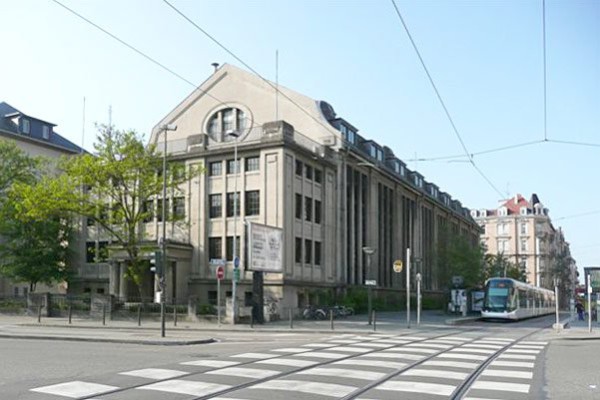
[211,63,219,73]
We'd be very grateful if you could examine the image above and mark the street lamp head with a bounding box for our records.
[362,246,376,255]
[160,123,177,131]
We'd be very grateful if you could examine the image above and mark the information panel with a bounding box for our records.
[247,222,283,272]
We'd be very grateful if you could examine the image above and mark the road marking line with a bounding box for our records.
[206,367,279,379]
[504,349,540,354]
[256,358,319,367]
[230,352,278,359]
[394,336,427,340]
[180,360,240,368]
[402,368,468,380]
[297,367,386,380]
[250,380,356,397]
[377,381,456,396]
[471,380,530,393]
[272,348,313,353]
[444,336,473,341]
[385,347,438,354]
[334,359,407,369]
[437,353,488,361]
[294,351,348,359]
[462,344,503,349]
[497,354,536,360]
[464,398,511,400]
[351,343,394,348]
[31,381,119,398]
[374,339,412,344]
[327,346,372,353]
[406,343,451,349]
[360,352,424,360]
[481,337,514,342]
[119,368,187,380]
[302,343,331,348]
[452,348,496,354]
[512,345,545,350]
[482,369,533,379]
[328,339,360,344]
[370,334,395,338]
[422,360,479,369]
[520,341,548,345]
[491,360,534,368]
[138,380,230,396]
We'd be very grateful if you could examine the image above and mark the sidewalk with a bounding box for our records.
[0,310,476,345]
[555,315,600,340]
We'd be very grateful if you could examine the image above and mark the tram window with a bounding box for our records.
[519,288,528,308]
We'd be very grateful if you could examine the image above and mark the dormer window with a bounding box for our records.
[22,119,30,134]
[347,129,356,144]
[42,126,50,140]
[520,207,528,215]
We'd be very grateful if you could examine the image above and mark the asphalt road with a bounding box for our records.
[1,317,579,400]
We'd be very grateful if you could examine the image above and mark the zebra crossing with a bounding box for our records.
[28,333,548,400]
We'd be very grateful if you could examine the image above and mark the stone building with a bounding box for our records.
[92,64,480,313]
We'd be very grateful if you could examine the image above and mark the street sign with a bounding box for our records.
[210,258,225,266]
[233,268,240,283]
[365,280,377,286]
[452,275,464,288]
[216,265,224,280]
[234,256,240,268]
[393,260,403,273]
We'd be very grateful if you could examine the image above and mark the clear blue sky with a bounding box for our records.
[2,0,598,279]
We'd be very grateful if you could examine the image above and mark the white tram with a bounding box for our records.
[481,278,555,320]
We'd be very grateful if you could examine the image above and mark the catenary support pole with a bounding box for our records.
[406,248,411,328]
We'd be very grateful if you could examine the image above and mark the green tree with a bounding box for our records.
[482,253,526,283]
[437,226,485,289]
[17,125,201,298]
[0,139,72,291]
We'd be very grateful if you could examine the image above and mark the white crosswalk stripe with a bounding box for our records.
[250,379,357,397]
[297,367,386,380]
[119,368,187,380]
[137,380,230,396]
[497,354,536,360]
[294,351,348,359]
[422,360,479,369]
[360,352,424,360]
[377,381,456,396]
[206,367,280,379]
[385,347,438,354]
[255,358,319,367]
[491,360,534,368]
[180,360,240,367]
[471,380,530,393]
[31,381,119,398]
[272,347,313,353]
[328,346,373,353]
[334,359,407,369]
[438,353,488,361]
[481,369,533,379]
[402,368,469,380]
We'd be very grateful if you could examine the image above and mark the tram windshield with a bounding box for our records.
[484,280,516,312]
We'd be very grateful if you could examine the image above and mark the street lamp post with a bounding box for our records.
[554,277,560,332]
[362,247,376,325]
[159,123,177,338]
[226,130,240,324]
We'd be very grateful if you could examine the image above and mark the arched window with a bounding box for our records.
[206,107,248,142]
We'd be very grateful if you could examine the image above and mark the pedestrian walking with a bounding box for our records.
[575,301,585,321]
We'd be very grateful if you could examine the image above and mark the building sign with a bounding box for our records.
[584,267,600,293]
[247,222,283,272]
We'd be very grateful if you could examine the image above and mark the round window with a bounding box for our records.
[206,107,248,142]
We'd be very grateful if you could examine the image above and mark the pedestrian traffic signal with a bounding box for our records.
[150,250,163,276]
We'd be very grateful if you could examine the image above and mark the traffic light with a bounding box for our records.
[150,250,163,276]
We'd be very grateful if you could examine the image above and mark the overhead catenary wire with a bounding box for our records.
[389,0,504,199]
[542,0,548,142]
[162,0,338,136]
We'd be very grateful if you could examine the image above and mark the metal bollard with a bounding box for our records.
[250,313,254,328]
[68,305,72,325]
[137,304,142,326]
[37,305,42,323]
[102,303,106,326]
[330,309,334,330]
[289,308,293,329]
[173,307,178,326]
[373,310,377,331]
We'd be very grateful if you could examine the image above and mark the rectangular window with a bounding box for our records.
[245,156,259,172]
[226,192,240,217]
[208,290,217,306]
[305,239,312,264]
[315,200,322,224]
[13,287,19,297]
[156,199,168,222]
[173,197,185,219]
[209,194,222,218]
[520,223,527,235]
[245,190,260,216]
[86,242,95,261]
[295,237,302,263]
[209,161,222,176]
[226,159,240,174]
[208,237,222,260]
[42,125,50,140]
[295,160,303,176]
[520,239,528,252]
[142,199,154,223]
[226,236,241,261]
[305,197,312,221]
[314,241,322,266]
[305,165,313,180]
[22,119,30,134]
[348,130,355,144]
[295,194,302,219]
[314,169,322,184]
